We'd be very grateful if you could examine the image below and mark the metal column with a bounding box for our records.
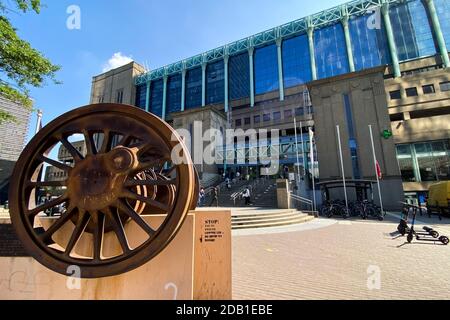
[162,75,168,120]
[248,47,255,107]
[381,2,401,78]
[341,7,355,73]
[181,68,186,111]
[425,0,450,68]
[276,38,285,101]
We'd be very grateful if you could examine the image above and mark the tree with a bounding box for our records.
[0,0,60,123]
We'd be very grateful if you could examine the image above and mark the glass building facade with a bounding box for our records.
[435,0,450,48]
[229,53,250,101]
[314,23,349,79]
[254,44,279,95]
[349,13,391,71]
[206,60,225,104]
[282,34,312,88]
[136,0,448,122]
[167,74,182,114]
[185,67,202,109]
[390,0,436,61]
[149,79,163,117]
[135,83,147,110]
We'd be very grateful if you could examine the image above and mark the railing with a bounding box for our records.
[290,192,317,216]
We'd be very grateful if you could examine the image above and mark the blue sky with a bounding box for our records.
[8,0,346,142]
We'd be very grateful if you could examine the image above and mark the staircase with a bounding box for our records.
[231,208,314,230]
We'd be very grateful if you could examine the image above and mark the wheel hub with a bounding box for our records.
[68,147,135,211]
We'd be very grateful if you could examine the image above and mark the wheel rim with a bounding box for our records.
[9,104,196,278]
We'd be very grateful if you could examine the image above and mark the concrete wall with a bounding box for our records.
[309,67,404,209]
[90,62,146,105]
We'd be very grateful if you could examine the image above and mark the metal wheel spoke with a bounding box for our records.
[118,134,133,147]
[99,130,112,154]
[104,207,131,254]
[39,206,76,242]
[161,164,176,176]
[124,178,176,187]
[36,154,72,172]
[121,189,169,212]
[83,130,97,155]
[27,194,68,217]
[135,157,169,172]
[64,210,90,256]
[27,180,67,188]
[92,212,105,261]
[60,137,83,162]
[116,199,156,236]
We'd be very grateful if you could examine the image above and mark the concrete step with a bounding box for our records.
[232,215,314,230]
[232,214,310,226]
[232,212,302,222]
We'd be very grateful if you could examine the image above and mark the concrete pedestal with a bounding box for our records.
[0,210,231,300]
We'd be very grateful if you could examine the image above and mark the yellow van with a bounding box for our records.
[427,181,450,216]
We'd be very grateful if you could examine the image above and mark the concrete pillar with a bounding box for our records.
[276,38,285,101]
[224,55,229,113]
[424,0,450,68]
[341,13,355,72]
[307,27,317,81]
[201,62,207,107]
[381,3,401,78]
[162,75,168,120]
[145,80,151,112]
[248,47,255,107]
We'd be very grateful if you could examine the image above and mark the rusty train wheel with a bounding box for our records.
[9,104,197,278]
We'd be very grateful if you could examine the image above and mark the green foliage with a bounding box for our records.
[0,0,60,124]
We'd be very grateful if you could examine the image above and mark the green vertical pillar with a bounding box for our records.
[425,0,450,68]
[201,62,207,107]
[145,80,151,112]
[248,47,255,107]
[162,75,168,120]
[381,3,401,78]
[307,25,317,81]
[276,38,285,101]
[341,10,355,73]
[181,68,186,111]
[224,54,229,113]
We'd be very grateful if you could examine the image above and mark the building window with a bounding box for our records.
[282,34,312,88]
[405,87,418,97]
[254,44,279,95]
[263,113,271,122]
[235,119,242,127]
[284,109,292,119]
[389,0,436,61]
[295,107,304,116]
[116,89,124,104]
[343,94,361,179]
[273,111,281,121]
[149,79,164,117]
[254,115,261,124]
[396,140,450,183]
[440,81,450,92]
[422,84,436,95]
[167,74,182,114]
[314,23,349,79]
[186,67,202,109]
[229,53,250,100]
[389,90,401,100]
[349,13,391,71]
[206,60,225,104]
[244,117,251,125]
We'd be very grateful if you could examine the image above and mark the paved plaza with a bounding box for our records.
[232,214,450,300]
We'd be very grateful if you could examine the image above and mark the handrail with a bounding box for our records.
[290,192,314,212]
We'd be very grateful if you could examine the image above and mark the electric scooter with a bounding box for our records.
[398,203,449,245]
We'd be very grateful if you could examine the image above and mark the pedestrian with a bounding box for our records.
[243,187,251,206]
[209,187,219,207]
[236,171,241,180]
[199,187,205,207]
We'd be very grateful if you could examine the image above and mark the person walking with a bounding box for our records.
[199,187,205,207]
[243,187,251,206]
[209,187,219,207]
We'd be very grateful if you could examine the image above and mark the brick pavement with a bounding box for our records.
[232,218,450,300]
